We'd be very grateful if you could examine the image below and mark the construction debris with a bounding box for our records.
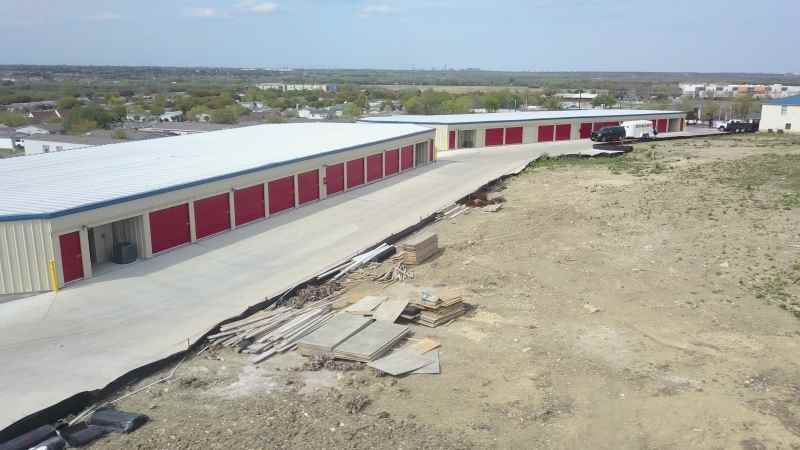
[367,337,442,376]
[207,292,343,364]
[482,203,503,213]
[398,233,439,265]
[409,290,467,327]
[318,243,394,282]
[344,295,387,316]
[296,313,372,356]
[334,321,410,362]
[372,258,414,284]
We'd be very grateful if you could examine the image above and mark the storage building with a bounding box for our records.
[360,109,686,151]
[0,122,436,294]
[760,95,800,133]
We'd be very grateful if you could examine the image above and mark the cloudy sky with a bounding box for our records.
[1,0,798,72]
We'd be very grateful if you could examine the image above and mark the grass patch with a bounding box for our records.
[0,147,23,158]
[752,269,800,318]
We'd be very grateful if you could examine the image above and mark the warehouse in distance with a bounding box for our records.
[360,109,686,150]
[0,122,435,295]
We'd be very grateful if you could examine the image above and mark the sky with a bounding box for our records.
[1,0,799,73]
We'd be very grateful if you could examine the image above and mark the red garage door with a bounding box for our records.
[347,158,365,188]
[150,203,190,254]
[448,131,456,149]
[325,163,345,195]
[579,123,592,139]
[485,128,504,146]
[366,154,383,182]
[400,146,413,170]
[59,231,83,284]
[657,119,668,133]
[505,127,523,145]
[538,125,555,142]
[268,176,295,215]
[385,149,400,175]
[234,184,265,226]
[555,124,572,141]
[194,193,230,239]
[298,169,320,205]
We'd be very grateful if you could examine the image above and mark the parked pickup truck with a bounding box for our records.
[719,121,759,133]
[591,126,626,143]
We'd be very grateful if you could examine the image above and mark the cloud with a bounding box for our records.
[88,12,122,21]
[185,7,217,18]
[238,1,279,14]
[359,4,398,17]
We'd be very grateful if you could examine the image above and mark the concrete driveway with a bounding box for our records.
[0,140,589,430]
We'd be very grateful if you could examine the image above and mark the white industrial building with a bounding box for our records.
[760,95,800,133]
[360,110,685,151]
[0,123,435,294]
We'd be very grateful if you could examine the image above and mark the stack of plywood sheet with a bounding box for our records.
[410,291,466,327]
[296,314,373,356]
[399,232,438,265]
[334,321,410,362]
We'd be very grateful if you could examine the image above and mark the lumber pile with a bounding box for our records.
[334,321,410,362]
[317,243,394,282]
[409,290,467,327]
[398,233,438,265]
[207,293,342,364]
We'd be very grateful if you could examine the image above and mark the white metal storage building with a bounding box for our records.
[360,109,686,151]
[0,122,436,294]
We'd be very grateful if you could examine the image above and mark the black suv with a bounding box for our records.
[591,126,626,142]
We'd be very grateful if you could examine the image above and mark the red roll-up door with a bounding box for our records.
[429,140,435,161]
[366,154,383,182]
[448,131,456,149]
[538,125,555,142]
[555,124,572,141]
[325,163,345,195]
[194,193,230,239]
[234,184,265,226]
[298,169,320,205]
[485,128,503,146]
[385,149,400,175]
[400,145,413,170]
[657,119,668,133]
[347,158,365,188]
[579,123,592,139]
[268,176,295,214]
[59,231,83,284]
[505,127,523,145]
[150,203,190,254]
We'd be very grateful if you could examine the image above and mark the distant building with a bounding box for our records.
[680,83,800,99]
[257,83,337,93]
[159,111,184,122]
[126,112,156,122]
[15,125,50,135]
[760,95,800,133]
[17,134,123,156]
[3,100,57,112]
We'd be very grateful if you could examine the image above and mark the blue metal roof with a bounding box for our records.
[768,95,800,106]
[0,123,433,221]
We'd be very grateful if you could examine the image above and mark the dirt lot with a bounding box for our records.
[91,133,800,450]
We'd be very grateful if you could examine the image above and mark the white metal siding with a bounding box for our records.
[0,219,54,294]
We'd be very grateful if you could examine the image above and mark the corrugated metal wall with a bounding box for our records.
[0,219,54,294]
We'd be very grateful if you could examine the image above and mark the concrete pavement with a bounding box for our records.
[0,140,589,430]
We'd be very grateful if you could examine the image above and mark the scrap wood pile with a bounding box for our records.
[317,243,395,282]
[207,290,343,364]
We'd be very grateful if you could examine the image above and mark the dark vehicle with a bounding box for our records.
[719,121,759,133]
[591,126,626,142]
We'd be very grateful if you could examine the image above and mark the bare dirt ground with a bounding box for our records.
[91,133,800,450]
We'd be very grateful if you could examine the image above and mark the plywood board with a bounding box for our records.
[372,297,409,323]
[367,349,433,376]
[412,350,440,374]
[344,295,387,315]
[296,314,372,354]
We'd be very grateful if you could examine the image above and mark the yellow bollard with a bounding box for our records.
[48,259,59,292]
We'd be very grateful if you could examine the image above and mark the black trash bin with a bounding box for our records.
[112,242,138,264]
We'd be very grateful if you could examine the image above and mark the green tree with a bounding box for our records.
[542,96,562,110]
[187,105,211,121]
[210,105,246,124]
[65,118,98,135]
[592,94,617,108]
[343,103,362,118]
[733,95,759,120]
[481,95,500,112]
[57,96,80,110]
[112,129,128,140]
[150,95,166,115]
[701,100,720,122]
